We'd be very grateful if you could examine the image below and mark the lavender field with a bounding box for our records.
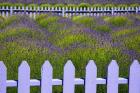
[0,14,140,93]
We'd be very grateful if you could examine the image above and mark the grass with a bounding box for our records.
[0,15,140,93]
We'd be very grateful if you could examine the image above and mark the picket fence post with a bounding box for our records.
[62,7,65,17]
[18,61,30,93]
[0,60,140,93]
[63,60,75,93]
[0,61,7,93]
[107,60,119,93]
[129,60,140,93]
[41,60,53,93]
[85,60,97,93]
[10,6,13,16]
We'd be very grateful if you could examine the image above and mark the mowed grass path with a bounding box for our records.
[0,14,140,93]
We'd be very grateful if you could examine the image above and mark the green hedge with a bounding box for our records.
[0,3,139,9]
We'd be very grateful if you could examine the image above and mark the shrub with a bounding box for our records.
[0,16,17,29]
[0,3,12,8]
[94,25,111,32]
[118,4,128,8]
[124,34,140,53]
[92,4,103,8]
[130,4,139,7]
[0,16,5,23]
[105,4,115,9]
[72,16,95,29]
[36,15,59,29]
[27,4,38,9]
[78,3,91,9]
[14,3,25,8]
[104,16,131,27]
[0,27,45,42]
[67,4,76,9]
[54,4,65,9]
[40,4,51,8]
[35,14,48,22]
[112,29,137,37]
[52,33,96,48]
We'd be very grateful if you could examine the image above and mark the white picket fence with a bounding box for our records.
[0,60,140,93]
[0,6,140,18]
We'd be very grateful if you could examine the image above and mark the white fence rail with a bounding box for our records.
[0,6,140,18]
[0,60,140,93]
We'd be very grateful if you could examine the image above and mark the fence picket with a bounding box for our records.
[6,6,9,17]
[0,60,140,92]
[129,60,140,93]
[41,61,53,93]
[107,60,119,93]
[18,61,30,93]
[10,6,13,16]
[63,60,75,93]
[0,61,7,93]
[85,60,97,93]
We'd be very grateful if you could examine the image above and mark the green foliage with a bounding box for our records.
[130,4,139,9]
[40,4,51,8]
[0,14,138,93]
[54,4,65,8]
[78,3,91,9]
[27,4,38,9]
[14,3,25,8]
[118,4,128,8]
[0,16,5,23]
[0,42,48,79]
[0,27,45,42]
[0,3,139,9]
[67,4,76,9]
[104,16,131,27]
[36,15,59,29]
[105,4,115,9]
[124,34,140,53]
[94,25,111,32]
[112,29,137,37]
[52,33,96,48]
[0,16,17,29]
[92,4,103,8]
[0,3,12,8]
[35,14,48,22]
[72,16,95,29]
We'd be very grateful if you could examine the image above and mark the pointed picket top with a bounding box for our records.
[63,60,75,93]
[129,60,140,93]
[107,60,119,93]
[86,60,97,70]
[85,60,97,93]
[64,60,75,70]
[42,60,52,70]
[108,60,118,68]
[18,61,30,93]
[41,60,53,93]
[0,61,6,71]
[19,61,30,69]
[0,61,7,93]
[130,60,140,68]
